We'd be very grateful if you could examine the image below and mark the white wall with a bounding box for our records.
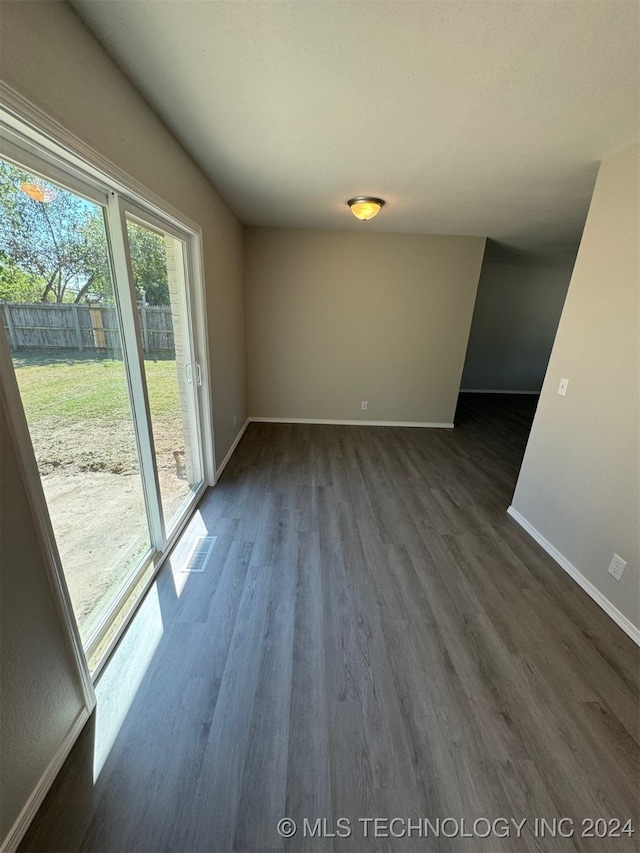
[0,0,247,844]
[511,144,639,633]
[246,228,485,424]
[461,263,572,392]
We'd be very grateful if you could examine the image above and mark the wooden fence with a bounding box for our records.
[0,302,175,354]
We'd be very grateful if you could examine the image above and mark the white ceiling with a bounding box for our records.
[71,0,639,265]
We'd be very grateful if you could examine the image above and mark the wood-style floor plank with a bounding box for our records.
[20,393,639,853]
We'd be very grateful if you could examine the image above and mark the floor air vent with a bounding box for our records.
[182,536,217,573]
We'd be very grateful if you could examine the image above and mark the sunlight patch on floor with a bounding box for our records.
[92,583,164,782]
[169,510,209,597]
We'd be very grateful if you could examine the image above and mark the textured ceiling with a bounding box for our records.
[71,0,639,265]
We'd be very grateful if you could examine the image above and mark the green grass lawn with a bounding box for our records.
[13,350,181,424]
[12,350,185,475]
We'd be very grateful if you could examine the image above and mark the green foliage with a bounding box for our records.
[0,159,172,307]
[0,160,170,305]
[0,253,46,302]
[126,221,170,306]
[0,160,115,304]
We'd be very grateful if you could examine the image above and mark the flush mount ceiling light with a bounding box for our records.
[347,196,385,221]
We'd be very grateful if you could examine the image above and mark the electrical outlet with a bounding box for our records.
[233,416,237,428]
[557,378,569,396]
[607,553,627,581]
[361,401,368,411]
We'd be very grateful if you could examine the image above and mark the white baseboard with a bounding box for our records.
[215,419,250,480]
[1,706,91,853]
[507,506,640,646]
[248,417,454,428]
[459,389,540,395]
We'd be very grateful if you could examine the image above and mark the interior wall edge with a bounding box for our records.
[0,706,92,853]
[507,506,640,645]
[215,418,250,480]
[510,143,639,630]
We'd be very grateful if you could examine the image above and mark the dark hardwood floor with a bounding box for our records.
[21,394,639,852]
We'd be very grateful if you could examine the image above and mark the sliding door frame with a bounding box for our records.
[105,194,166,551]
[121,199,209,517]
[0,82,216,680]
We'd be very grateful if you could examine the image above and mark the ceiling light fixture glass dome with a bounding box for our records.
[347,196,385,221]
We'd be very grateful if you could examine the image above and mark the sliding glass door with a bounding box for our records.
[124,212,203,534]
[0,150,207,665]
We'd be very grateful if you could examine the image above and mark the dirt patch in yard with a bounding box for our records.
[33,417,185,478]
[42,462,190,642]
[13,351,195,640]
[28,416,191,641]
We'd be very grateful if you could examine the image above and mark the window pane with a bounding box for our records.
[125,219,202,532]
[0,159,151,643]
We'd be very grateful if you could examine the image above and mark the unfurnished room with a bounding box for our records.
[0,1,638,851]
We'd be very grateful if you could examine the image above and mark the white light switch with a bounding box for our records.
[557,378,569,396]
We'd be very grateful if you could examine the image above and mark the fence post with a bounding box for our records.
[71,303,84,351]
[90,307,106,349]
[2,303,18,349]
[140,306,149,353]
